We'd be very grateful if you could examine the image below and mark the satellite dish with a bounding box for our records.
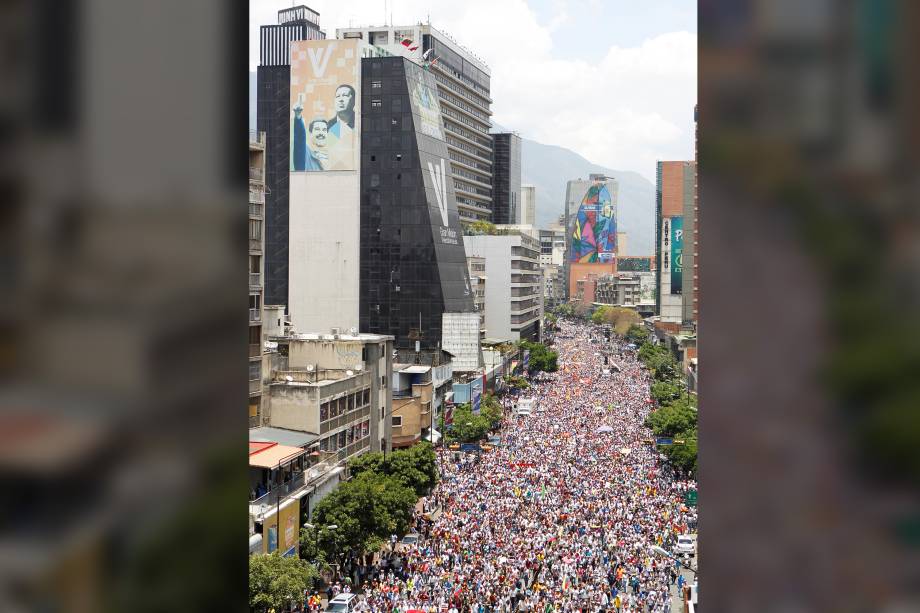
[306,364,315,372]
[355,364,364,371]
[348,327,357,335]
[346,370,354,376]
[285,375,293,382]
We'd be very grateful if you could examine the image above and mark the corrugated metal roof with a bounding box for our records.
[249,427,319,448]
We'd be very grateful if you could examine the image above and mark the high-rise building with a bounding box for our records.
[564,174,620,301]
[491,132,522,224]
[257,5,326,310]
[521,184,537,227]
[282,38,477,357]
[683,105,699,327]
[463,227,543,342]
[250,132,267,427]
[336,23,493,222]
[655,160,695,324]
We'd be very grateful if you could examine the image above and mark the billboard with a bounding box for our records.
[670,216,683,293]
[617,257,652,272]
[570,182,616,263]
[290,40,360,171]
[409,76,444,140]
[471,376,483,415]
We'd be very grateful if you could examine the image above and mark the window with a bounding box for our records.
[249,254,261,273]
[395,153,402,161]
[320,402,329,421]
[248,361,260,381]
[249,219,262,240]
[370,155,376,162]
[371,99,382,107]
[371,80,382,88]
[391,415,402,427]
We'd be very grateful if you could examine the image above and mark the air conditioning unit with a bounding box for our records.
[330,327,341,335]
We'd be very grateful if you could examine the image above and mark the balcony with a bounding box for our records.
[250,308,261,322]
[249,379,262,395]
[249,202,263,218]
[249,238,262,252]
[249,167,264,182]
[249,343,261,358]
[249,272,261,288]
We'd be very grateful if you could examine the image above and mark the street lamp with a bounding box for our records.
[649,545,697,577]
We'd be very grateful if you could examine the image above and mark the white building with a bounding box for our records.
[521,184,536,227]
[463,228,542,342]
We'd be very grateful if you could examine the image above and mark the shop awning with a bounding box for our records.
[249,443,305,469]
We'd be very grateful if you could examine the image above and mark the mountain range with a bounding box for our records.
[250,72,654,255]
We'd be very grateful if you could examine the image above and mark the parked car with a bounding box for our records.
[674,535,696,557]
[396,533,419,552]
[325,593,357,613]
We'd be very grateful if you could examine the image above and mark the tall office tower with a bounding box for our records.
[682,105,699,327]
[286,39,475,358]
[359,56,476,350]
[563,174,620,301]
[336,24,493,222]
[655,160,695,323]
[257,6,326,310]
[249,132,266,427]
[491,132,522,224]
[521,184,537,227]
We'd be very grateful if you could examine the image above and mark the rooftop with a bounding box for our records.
[249,443,305,469]
[249,427,319,448]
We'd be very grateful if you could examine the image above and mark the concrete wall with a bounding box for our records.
[288,170,361,333]
[441,312,482,371]
[464,235,514,341]
[268,384,321,432]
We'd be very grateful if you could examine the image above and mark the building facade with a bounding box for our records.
[358,56,477,350]
[250,132,267,427]
[336,24,493,222]
[257,6,326,310]
[467,256,487,338]
[391,364,434,448]
[463,228,543,342]
[683,105,699,327]
[264,332,394,455]
[655,161,695,323]
[521,184,536,227]
[564,174,620,301]
[490,132,522,225]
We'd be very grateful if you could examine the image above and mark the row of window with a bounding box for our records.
[449,152,492,175]
[318,420,371,452]
[441,106,490,137]
[447,137,491,162]
[320,388,371,422]
[454,181,491,198]
[438,88,490,122]
[432,72,490,114]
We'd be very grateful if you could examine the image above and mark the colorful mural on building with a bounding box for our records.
[570,182,616,263]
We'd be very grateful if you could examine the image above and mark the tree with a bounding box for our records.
[464,219,497,235]
[644,398,698,438]
[625,324,649,344]
[311,471,417,560]
[480,394,505,431]
[249,552,317,613]
[663,427,698,474]
[346,445,438,499]
[638,342,679,382]
[650,381,682,404]
[519,340,559,373]
[446,403,492,443]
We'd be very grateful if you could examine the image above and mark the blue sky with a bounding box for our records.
[250,0,697,181]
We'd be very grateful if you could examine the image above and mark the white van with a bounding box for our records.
[515,397,535,416]
[325,593,357,613]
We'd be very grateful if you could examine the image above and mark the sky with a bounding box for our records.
[250,0,697,182]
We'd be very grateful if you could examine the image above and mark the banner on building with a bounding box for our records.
[522,350,531,373]
[290,40,360,172]
[471,376,483,415]
[570,182,616,263]
[670,216,683,293]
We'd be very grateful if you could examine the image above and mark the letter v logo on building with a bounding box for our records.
[427,158,449,226]
[307,42,336,77]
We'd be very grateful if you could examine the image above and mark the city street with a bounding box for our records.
[334,319,697,612]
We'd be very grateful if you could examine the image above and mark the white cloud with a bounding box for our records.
[250,0,696,180]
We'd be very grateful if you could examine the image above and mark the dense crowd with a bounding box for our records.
[328,320,697,612]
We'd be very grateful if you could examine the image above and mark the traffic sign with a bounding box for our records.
[655,437,674,446]
[684,489,698,506]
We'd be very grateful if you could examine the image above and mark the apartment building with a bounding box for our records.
[250,132,267,426]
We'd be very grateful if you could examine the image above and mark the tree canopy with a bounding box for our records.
[249,552,317,613]
[519,340,559,373]
[346,443,438,498]
[625,324,650,344]
[591,305,641,335]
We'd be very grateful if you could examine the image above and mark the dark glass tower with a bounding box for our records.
[256,6,325,308]
[490,132,522,225]
[359,57,475,350]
